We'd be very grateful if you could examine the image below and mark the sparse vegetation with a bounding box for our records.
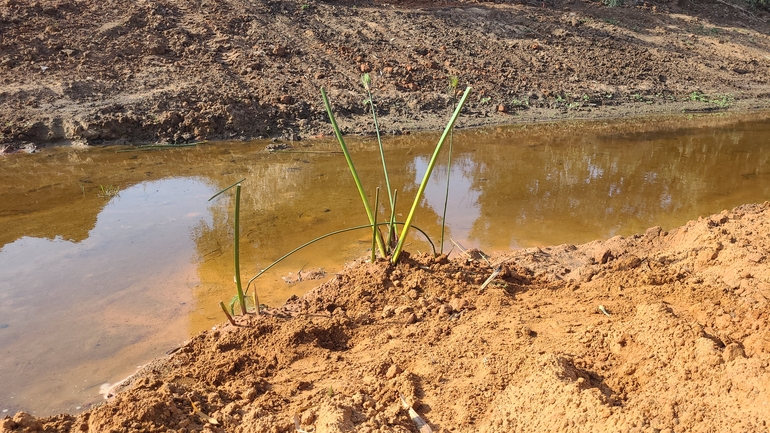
[688,91,734,108]
[97,184,120,198]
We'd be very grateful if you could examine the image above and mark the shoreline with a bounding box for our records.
[3,201,769,432]
[2,0,769,152]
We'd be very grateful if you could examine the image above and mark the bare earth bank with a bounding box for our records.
[1,0,769,151]
[3,202,769,432]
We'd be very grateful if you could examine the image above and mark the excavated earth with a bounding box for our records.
[2,0,770,431]
[3,202,769,432]
[1,0,770,150]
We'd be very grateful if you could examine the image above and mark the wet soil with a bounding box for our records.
[1,0,770,151]
[4,202,769,432]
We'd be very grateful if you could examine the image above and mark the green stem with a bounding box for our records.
[208,178,247,202]
[440,97,457,254]
[392,87,471,264]
[372,187,379,262]
[388,190,398,249]
[367,89,395,225]
[321,87,386,257]
[234,184,246,316]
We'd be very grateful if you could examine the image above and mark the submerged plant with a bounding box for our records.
[97,184,120,198]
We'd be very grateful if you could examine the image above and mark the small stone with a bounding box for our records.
[381,305,395,318]
[645,226,662,238]
[279,95,293,104]
[497,104,507,113]
[272,45,287,57]
[571,17,580,27]
[394,306,413,316]
[723,343,745,362]
[300,410,316,425]
[438,304,451,316]
[407,289,419,300]
[595,249,612,264]
[385,364,402,379]
[406,313,418,324]
[449,298,467,312]
[359,62,371,73]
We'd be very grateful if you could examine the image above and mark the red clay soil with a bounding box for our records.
[1,0,770,151]
[3,201,769,432]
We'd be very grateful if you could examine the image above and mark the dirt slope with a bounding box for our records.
[3,201,768,432]
[1,0,770,150]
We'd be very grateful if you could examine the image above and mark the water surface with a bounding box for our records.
[1,111,769,415]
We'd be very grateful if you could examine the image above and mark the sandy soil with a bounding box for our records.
[1,0,770,151]
[3,0,770,431]
[3,202,768,432]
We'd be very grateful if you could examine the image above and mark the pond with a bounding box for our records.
[1,111,769,415]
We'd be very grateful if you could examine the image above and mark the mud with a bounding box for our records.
[3,202,768,432]
[1,0,770,151]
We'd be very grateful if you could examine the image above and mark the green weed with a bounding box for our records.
[510,96,530,108]
[688,91,734,108]
[97,184,120,198]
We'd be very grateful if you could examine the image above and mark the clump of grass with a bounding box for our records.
[97,184,120,198]
[687,91,734,108]
[362,73,397,250]
[211,79,471,322]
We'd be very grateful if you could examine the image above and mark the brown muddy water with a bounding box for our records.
[1,112,770,416]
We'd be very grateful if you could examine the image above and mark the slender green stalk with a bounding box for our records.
[388,190,398,249]
[372,187,379,262]
[244,222,436,294]
[321,87,386,256]
[392,87,471,264]
[362,73,396,251]
[233,184,247,315]
[440,77,460,254]
[439,140,453,254]
[208,179,248,316]
[208,178,247,202]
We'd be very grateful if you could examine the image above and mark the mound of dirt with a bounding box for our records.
[4,202,768,432]
[1,0,770,150]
